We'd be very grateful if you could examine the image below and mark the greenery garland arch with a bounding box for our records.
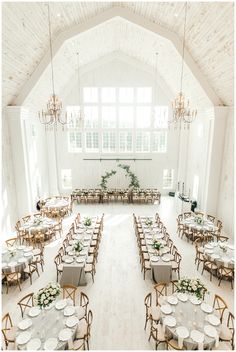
[99,164,140,190]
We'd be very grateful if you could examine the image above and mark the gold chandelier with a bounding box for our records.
[38,3,72,129]
[170,2,197,129]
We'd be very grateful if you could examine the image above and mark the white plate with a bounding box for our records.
[211,254,220,259]
[55,299,67,310]
[66,246,74,252]
[18,318,32,330]
[204,325,217,338]
[2,249,8,255]
[207,314,221,326]
[28,307,40,317]
[23,247,33,252]
[205,249,214,254]
[79,250,87,256]
[44,337,58,350]
[16,331,31,345]
[2,262,7,267]
[205,244,213,249]
[66,316,79,328]
[18,257,28,263]
[227,244,234,250]
[8,261,17,267]
[64,306,76,316]
[190,330,205,343]
[65,258,74,264]
[58,328,73,341]
[160,304,172,315]
[26,338,41,350]
[17,245,26,250]
[167,296,178,305]
[76,258,85,263]
[164,316,176,327]
[177,293,188,302]
[189,296,202,305]
[161,255,171,262]
[24,252,32,257]
[176,326,189,339]
[201,303,213,314]
[150,256,159,262]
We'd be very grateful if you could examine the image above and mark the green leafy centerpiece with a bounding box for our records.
[74,240,83,254]
[145,219,153,227]
[219,242,228,253]
[84,217,92,227]
[152,240,164,253]
[194,215,204,225]
[176,277,207,299]
[34,282,61,309]
[33,217,43,226]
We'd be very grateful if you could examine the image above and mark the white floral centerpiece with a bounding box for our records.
[177,277,207,300]
[194,215,204,225]
[84,217,92,227]
[34,282,61,309]
[145,219,153,227]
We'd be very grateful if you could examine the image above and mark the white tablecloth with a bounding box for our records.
[2,245,34,274]
[203,242,234,268]
[181,217,217,233]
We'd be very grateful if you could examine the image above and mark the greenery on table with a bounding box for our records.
[99,170,117,190]
[176,277,207,300]
[194,215,204,225]
[118,164,140,188]
[152,240,164,251]
[33,218,43,226]
[145,219,153,227]
[34,282,61,309]
[84,217,92,227]
[74,240,83,252]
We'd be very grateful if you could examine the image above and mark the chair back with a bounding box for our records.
[17,293,34,317]
[154,282,167,305]
[5,238,18,248]
[86,310,93,338]
[213,294,228,322]
[80,292,89,316]
[1,313,13,344]
[62,285,77,305]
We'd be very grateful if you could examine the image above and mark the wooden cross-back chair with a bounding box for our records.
[17,292,34,317]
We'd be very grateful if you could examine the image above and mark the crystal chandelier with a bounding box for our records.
[170,2,197,129]
[38,3,71,129]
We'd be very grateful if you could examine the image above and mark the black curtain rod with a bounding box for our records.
[83,158,152,161]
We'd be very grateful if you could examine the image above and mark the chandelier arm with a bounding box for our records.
[180,2,188,93]
[47,3,56,97]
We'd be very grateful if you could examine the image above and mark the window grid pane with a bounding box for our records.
[119,132,133,152]
[85,132,99,152]
[153,131,167,153]
[68,132,82,152]
[102,132,116,152]
[163,169,174,189]
[136,132,150,152]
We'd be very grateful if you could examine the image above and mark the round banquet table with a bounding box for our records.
[15,299,80,350]
[2,245,34,274]
[181,217,218,234]
[20,217,56,234]
[44,198,69,210]
[160,293,221,350]
[203,242,234,268]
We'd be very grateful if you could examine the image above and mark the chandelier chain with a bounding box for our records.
[47,2,55,97]
[180,2,187,93]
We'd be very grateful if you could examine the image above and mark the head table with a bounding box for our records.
[15,298,81,350]
[160,293,221,350]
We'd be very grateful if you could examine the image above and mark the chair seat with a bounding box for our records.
[205,262,218,270]
[212,341,232,350]
[85,264,93,272]
[220,325,232,341]
[75,319,88,339]
[143,253,149,260]
[141,246,148,253]
[7,273,21,281]
[72,339,85,350]
[91,240,97,247]
[167,338,181,349]
[144,261,151,269]
[171,262,179,269]
[58,264,63,272]
[32,249,41,256]
[156,324,166,342]
[149,306,161,322]
[5,326,17,342]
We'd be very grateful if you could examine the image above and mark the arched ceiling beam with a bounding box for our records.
[14,6,222,106]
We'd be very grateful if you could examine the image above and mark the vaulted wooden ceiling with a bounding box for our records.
[2,2,234,108]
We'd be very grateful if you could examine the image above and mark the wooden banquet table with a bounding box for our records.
[139,216,175,283]
[60,216,98,287]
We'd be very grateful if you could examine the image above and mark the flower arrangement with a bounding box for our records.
[176,277,207,299]
[34,282,61,309]
[84,217,92,227]
[152,240,164,251]
[74,240,83,253]
[145,219,153,227]
[194,215,204,225]
[33,217,43,226]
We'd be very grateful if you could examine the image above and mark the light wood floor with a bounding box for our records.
[2,197,234,350]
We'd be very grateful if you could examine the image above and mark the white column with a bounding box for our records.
[203,106,228,214]
[45,127,60,195]
[6,106,32,217]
